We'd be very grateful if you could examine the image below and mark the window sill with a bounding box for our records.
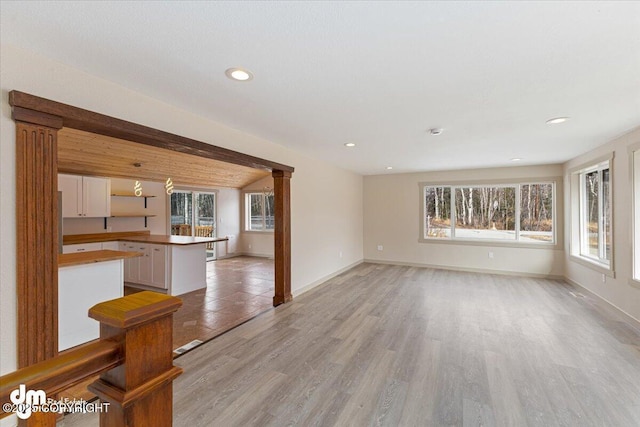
[418,237,559,250]
[569,254,615,278]
[629,278,640,289]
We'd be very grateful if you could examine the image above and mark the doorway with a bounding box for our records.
[170,190,217,261]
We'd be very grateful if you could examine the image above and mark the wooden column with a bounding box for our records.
[88,291,183,427]
[272,170,292,306]
[13,108,63,371]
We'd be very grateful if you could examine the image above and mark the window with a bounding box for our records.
[422,182,555,244]
[245,192,274,231]
[424,186,451,238]
[578,162,611,266]
[569,158,612,271]
[170,190,217,260]
[634,150,640,281]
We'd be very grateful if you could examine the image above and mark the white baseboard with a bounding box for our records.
[292,259,364,298]
[238,252,274,259]
[363,258,565,281]
[215,253,241,260]
[564,277,640,328]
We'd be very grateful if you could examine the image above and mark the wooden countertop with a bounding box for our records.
[122,235,228,245]
[63,231,229,246]
[59,250,143,267]
[63,231,150,245]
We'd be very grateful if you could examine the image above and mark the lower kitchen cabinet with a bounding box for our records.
[63,242,102,254]
[120,241,169,290]
[150,245,167,288]
[120,241,206,296]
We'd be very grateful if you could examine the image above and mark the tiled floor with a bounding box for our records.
[166,256,274,351]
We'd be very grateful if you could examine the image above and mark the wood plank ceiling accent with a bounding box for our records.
[58,127,270,188]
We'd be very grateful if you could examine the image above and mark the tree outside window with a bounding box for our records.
[246,192,275,231]
[423,182,554,243]
[579,163,611,265]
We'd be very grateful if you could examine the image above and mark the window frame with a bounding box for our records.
[578,163,610,264]
[630,144,640,285]
[419,178,559,249]
[243,191,275,233]
[569,153,614,276]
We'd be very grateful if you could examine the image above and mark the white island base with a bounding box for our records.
[120,239,208,296]
[168,243,208,295]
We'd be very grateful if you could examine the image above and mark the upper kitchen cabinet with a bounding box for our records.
[58,174,111,218]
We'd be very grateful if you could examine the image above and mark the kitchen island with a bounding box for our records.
[63,232,227,296]
[118,235,224,296]
[58,249,142,351]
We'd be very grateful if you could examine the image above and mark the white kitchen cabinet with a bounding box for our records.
[120,241,140,283]
[58,174,82,218]
[138,244,153,285]
[120,241,168,289]
[58,174,111,218]
[62,242,103,254]
[150,244,168,289]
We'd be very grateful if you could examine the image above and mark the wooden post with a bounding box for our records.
[88,291,183,427]
[12,108,63,427]
[272,170,292,306]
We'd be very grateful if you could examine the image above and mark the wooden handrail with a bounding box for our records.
[0,340,122,417]
[0,291,182,426]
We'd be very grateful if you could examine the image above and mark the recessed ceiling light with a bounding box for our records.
[429,128,444,136]
[386,166,393,170]
[225,67,253,81]
[344,142,356,147]
[511,158,522,162]
[546,117,569,124]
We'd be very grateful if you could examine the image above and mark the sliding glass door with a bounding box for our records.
[170,191,217,261]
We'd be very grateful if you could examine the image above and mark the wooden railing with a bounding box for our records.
[0,291,182,427]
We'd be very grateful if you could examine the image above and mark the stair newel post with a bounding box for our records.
[87,291,183,427]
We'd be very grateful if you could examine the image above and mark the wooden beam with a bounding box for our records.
[9,91,294,173]
[272,170,292,306]
[12,107,63,129]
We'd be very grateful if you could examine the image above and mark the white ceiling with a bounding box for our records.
[2,1,639,175]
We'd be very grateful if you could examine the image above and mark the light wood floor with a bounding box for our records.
[59,263,640,426]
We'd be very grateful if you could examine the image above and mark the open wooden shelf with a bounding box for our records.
[111,193,157,198]
[110,214,157,218]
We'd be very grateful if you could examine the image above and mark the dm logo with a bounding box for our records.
[10,384,46,419]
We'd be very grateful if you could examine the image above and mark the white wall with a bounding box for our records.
[563,126,640,322]
[0,45,364,386]
[363,165,565,277]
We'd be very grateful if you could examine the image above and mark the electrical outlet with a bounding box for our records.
[339,251,343,258]
[248,244,252,250]
[488,251,494,259]
[602,274,606,283]
[377,245,383,251]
